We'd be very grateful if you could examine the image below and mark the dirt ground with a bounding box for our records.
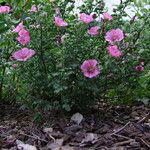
[0,102,150,150]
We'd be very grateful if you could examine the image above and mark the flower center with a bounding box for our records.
[87,66,96,73]
[112,34,118,41]
[20,53,28,59]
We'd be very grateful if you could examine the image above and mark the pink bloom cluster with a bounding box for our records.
[12,23,34,62]
[54,16,68,27]
[80,13,94,24]
[78,12,124,77]
[17,29,30,45]
[81,59,100,78]
[0,6,10,13]
[107,45,122,58]
[12,48,35,62]
[105,29,124,58]
[102,12,113,21]
[88,26,100,36]
[13,22,30,45]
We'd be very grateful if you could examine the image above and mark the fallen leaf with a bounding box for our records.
[81,133,98,143]
[71,113,83,125]
[16,140,37,150]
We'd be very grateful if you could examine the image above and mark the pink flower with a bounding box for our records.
[18,28,30,36]
[54,16,68,27]
[0,6,10,13]
[30,5,38,12]
[103,12,113,21]
[12,48,35,62]
[12,64,17,69]
[17,35,30,45]
[135,65,144,72]
[107,45,122,58]
[13,22,24,33]
[80,13,94,24]
[88,26,100,36]
[105,29,124,44]
[17,28,30,45]
[81,59,100,78]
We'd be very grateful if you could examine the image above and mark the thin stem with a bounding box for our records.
[0,45,12,101]
[40,23,47,75]
[0,66,6,101]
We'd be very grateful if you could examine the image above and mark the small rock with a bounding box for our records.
[71,113,83,125]
[43,127,53,133]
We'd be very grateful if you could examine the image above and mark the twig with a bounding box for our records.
[32,132,55,142]
[19,132,48,143]
[112,133,133,140]
[138,112,150,124]
[115,139,135,146]
[49,134,56,142]
[111,121,131,135]
[138,138,150,149]
[95,146,109,150]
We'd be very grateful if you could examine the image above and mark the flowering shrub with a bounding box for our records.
[0,0,150,111]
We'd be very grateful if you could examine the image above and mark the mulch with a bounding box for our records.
[0,102,150,150]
